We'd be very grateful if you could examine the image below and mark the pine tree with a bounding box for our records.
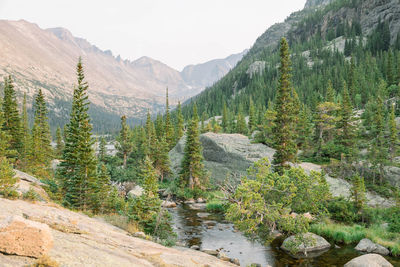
[95,164,112,213]
[248,98,256,133]
[222,103,229,133]
[141,156,159,197]
[369,94,387,184]
[30,89,52,170]
[236,105,247,135]
[59,58,99,210]
[164,88,174,149]
[350,174,366,211]
[153,136,171,182]
[336,82,357,164]
[272,38,298,171]
[98,137,106,162]
[175,101,184,142]
[389,104,398,161]
[387,49,395,86]
[180,104,207,190]
[0,156,16,197]
[20,93,30,161]
[154,114,164,140]
[326,80,335,103]
[296,104,313,153]
[2,75,22,156]
[348,57,356,104]
[116,115,133,168]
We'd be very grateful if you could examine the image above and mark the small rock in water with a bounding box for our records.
[185,199,195,204]
[335,245,341,249]
[250,264,261,267]
[230,258,240,265]
[197,212,211,218]
[355,238,390,255]
[190,245,200,250]
[196,198,206,203]
[217,251,230,261]
[161,200,177,208]
[201,249,218,256]
[344,253,393,267]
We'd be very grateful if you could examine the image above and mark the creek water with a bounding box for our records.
[169,203,400,267]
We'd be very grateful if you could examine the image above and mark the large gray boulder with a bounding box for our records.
[169,133,275,183]
[383,165,400,188]
[281,232,330,255]
[344,254,393,267]
[355,238,390,256]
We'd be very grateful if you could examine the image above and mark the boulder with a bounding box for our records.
[14,169,45,186]
[127,185,144,198]
[170,133,275,183]
[217,251,230,261]
[201,249,219,256]
[190,245,200,250]
[344,254,393,267]
[161,200,177,208]
[355,238,390,255]
[196,198,206,203]
[0,215,53,258]
[384,165,400,188]
[281,232,330,255]
[230,258,240,265]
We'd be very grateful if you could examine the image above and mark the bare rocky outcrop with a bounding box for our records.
[344,253,393,267]
[0,215,53,258]
[169,133,275,183]
[246,61,266,78]
[0,198,235,267]
[355,238,390,256]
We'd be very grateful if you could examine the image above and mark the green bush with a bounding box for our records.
[327,197,359,223]
[22,187,40,201]
[206,200,226,212]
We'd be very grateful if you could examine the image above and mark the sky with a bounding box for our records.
[0,0,307,71]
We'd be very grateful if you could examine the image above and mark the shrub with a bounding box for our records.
[327,197,359,223]
[23,187,40,201]
[101,214,139,234]
[30,255,59,267]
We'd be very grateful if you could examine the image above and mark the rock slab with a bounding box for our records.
[0,215,53,258]
[281,232,330,254]
[355,238,390,255]
[344,253,393,267]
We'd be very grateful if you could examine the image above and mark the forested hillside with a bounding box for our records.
[182,0,400,119]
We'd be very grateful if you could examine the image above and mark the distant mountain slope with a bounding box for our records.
[0,19,245,131]
[181,50,247,89]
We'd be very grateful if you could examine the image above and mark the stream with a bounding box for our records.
[169,203,400,267]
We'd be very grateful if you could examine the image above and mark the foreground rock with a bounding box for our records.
[0,215,53,258]
[281,232,330,255]
[170,133,275,183]
[0,198,236,267]
[344,253,393,267]
[355,238,390,255]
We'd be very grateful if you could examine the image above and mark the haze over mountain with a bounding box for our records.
[0,19,245,130]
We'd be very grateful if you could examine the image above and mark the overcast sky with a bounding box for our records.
[0,0,306,71]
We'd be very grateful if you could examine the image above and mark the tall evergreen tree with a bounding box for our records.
[21,93,30,161]
[236,105,247,135]
[59,58,99,210]
[2,75,22,156]
[248,98,257,133]
[272,38,298,171]
[175,101,184,142]
[179,104,207,190]
[164,88,174,149]
[222,103,229,133]
[98,137,106,163]
[336,82,357,164]
[30,89,52,170]
[389,104,398,161]
[116,115,133,168]
[326,80,335,103]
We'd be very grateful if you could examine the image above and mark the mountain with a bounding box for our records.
[0,20,245,131]
[181,0,400,118]
[181,50,248,91]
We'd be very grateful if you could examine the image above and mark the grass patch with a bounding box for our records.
[206,200,226,212]
[101,214,139,235]
[28,255,59,267]
[22,187,40,201]
[310,220,400,256]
